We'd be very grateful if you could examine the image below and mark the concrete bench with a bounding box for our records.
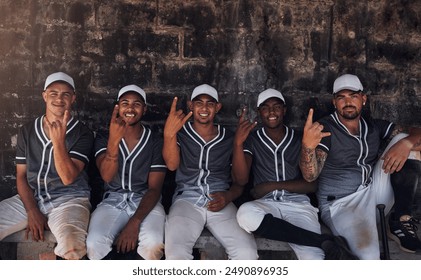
[1,229,294,260]
[193,229,294,260]
[3,230,57,243]
[1,230,57,260]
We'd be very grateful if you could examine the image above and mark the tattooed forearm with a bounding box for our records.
[299,146,327,182]
[299,146,318,182]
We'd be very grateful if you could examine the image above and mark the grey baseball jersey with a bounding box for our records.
[316,112,394,203]
[243,126,310,203]
[94,125,167,196]
[173,122,233,207]
[15,116,93,202]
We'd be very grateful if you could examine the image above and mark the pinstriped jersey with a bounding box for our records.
[15,116,94,202]
[94,125,167,196]
[173,122,233,207]
[244,126,310,203]
[316,112,394,203]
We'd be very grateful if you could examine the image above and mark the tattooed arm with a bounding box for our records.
[382,125,421,174]
[300,146,328,182]
[299,109,331,182]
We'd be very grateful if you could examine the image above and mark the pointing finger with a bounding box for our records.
[63,110,71,125]
[170,97,178,113]
[239,107,247,121]
[111,104,119,119]
[305,108,314,128]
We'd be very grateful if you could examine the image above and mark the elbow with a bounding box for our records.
[163,158,179,171]
[98,169,113,183]
[303,175,317,183]
[100,173,114,184]
[102,178,113,184]
[61,176,77,186]
[231,171,249,187]
[166,163,178,172]
[236,178,249,187]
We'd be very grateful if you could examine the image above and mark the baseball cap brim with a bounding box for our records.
[117,85,146,103]
[44,72,75,91]
[333,74,363,94]
[257,88,286,107]
[191,84,218,102]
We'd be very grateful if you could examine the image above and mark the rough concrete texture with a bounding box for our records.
[0,0,420,227]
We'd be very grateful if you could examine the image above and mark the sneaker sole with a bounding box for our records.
[387,231,417,253]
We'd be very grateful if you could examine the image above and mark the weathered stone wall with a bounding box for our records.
[1,0,420,199]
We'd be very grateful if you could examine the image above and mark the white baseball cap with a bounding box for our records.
[257,88,286,107]
[333,74,363,94]
[117,84,146,103]
[191,84,219,102]
[44,72,75,91]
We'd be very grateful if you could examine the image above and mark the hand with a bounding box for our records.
[302,109,331,149]
[115,219,140,254]
[26,208,49,242]
[382,138,412,174]
[164,97,192,138]
[45,110,71,145]
[108,105,127,144]
[234,108,257,146]
[207,192,230,212]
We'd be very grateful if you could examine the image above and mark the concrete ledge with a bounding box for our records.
[194,228,291,251]
[2,230,57,243]
[193,229,293,259]
[2,228,292,260]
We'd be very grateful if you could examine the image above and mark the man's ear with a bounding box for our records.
[216,102,222,113]
[362,94,367,105]
[71,93,76,104]
[187,100,193,111]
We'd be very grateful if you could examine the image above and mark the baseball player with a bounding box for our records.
[372,133,421,253]
[163,84,258,260]
[0,72,94,260]
[86,85,167,260]
[233,89,357,260]
[300,74,421,259]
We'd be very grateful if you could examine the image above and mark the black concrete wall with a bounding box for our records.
[1,0,420,200]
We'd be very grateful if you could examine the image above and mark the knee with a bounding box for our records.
[138,242,164,260]
[61,249,87,260]
[138,235,164,260]
[236,203,264,233]
[86,234,113,260]
[55,236,88,260]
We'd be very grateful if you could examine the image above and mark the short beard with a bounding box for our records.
[339,107,360,120]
